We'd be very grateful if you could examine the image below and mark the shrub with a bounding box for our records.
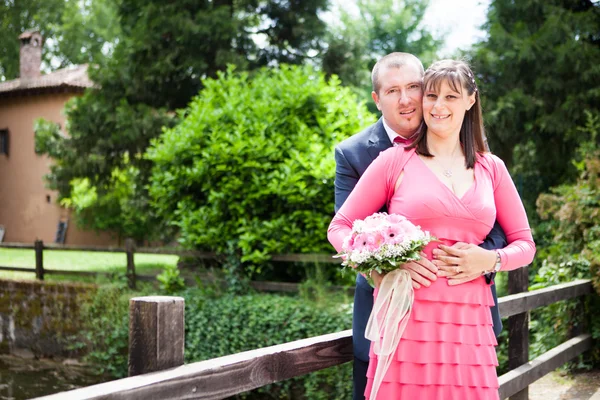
[531,110,600,369]
[78,283,135,378]
[157,264,186,294]
[146,64,376,277]
[184,290,353,399]
[77,284,353,398]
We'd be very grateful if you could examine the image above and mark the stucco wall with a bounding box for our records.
[0,93,117,245]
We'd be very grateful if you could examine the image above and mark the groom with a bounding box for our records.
[333,52,506,400]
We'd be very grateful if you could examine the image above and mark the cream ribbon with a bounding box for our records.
[365,269,414,400]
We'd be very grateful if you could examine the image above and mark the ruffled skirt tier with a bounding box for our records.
[365,277,499,400]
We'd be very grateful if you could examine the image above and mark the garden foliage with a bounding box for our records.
[147,65,376,275]
[79,283,353,399]
[531,111,600,368]
[471,0,600,211]
[33,0,329,241]
[185,291,353,399]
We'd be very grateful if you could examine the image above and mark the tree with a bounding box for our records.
[35,0,330,241]
[532,111,600,367]
[322,0,441,100]
[0,0,120,80]
[146,65,376,272]
[470,0,600,210]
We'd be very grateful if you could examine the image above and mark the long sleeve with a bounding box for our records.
[487,154,536,270]
[328,147,407,252]
[334,146,359,213]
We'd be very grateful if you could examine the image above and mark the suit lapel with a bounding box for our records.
[367,118,393,162]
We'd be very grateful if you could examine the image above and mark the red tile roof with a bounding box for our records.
[0,64,94,96]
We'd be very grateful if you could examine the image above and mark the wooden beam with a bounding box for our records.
[35,239,44,281]
[249,281,300,293]
[498,279,593,318]
[507,266,529,400]
[499,334,592,400]
[33,330,353,400]
[44,269,99,276]
[136,247,217,258]
[126,239,136,289]
[0,242,35,249]
[0,266,36,273]
[0,242,343,263]
[270,253,341,264]
[128,297,185,377]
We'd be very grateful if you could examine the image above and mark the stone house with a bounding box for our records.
[0,32,116,245]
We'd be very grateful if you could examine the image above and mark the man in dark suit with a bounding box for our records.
[333,52,506,400]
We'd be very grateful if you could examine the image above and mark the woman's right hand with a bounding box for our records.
[402,254,438,289]
[372,254,438,289]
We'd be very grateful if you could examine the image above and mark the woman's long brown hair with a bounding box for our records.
[409,59,487,169]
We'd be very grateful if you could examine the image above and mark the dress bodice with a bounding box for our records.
[389,152,495,248]
[328,147,535,271]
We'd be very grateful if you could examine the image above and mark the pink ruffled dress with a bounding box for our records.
[328,147,535,400]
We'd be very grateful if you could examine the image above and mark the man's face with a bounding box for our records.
[371,64,424,138]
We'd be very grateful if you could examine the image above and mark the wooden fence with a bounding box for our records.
[32,278,594,400]
[0,241,342,292]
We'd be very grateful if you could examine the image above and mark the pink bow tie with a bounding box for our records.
[394,135,411,145]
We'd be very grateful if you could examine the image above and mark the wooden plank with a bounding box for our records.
[0,266,155,281]
[128,297,185,376]
[33,243,126,253]
[249,281,302,293]
[270,253,341,264]
[498,279,593,318]
[507,266,529,400]
[32,329,353,400]
[0,266,36,273]
[44,269,100,277]
[499,334,592,400]
[136,248,217,258]
[126,239,136,289]
[35,240,44,281]
[0,242,35,249]
[0,242,342,263]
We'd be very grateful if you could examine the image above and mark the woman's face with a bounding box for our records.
[423,79,475,140]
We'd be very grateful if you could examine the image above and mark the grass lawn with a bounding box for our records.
[0,248,179,283]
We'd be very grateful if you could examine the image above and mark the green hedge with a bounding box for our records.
[79,284,353,399]
[184,290,353,399]
[146,64,376,276]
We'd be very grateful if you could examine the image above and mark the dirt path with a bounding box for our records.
[529,371,600,400]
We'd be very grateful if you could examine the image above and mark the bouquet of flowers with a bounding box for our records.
[337,212,435,400]
[338,212,434,282]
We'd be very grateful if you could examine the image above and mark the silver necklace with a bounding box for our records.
[433,149,461,178]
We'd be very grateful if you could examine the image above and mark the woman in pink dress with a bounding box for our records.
[328,59,536,400]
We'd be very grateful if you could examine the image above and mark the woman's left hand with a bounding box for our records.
[432,242,496,286]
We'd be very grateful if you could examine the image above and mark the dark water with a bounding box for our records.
[0,356,108,400]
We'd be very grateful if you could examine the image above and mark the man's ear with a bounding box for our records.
[372,91,381,111]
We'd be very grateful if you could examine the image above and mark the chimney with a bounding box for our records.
[19,31,43,79]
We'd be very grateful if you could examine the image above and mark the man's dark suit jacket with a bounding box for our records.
[334,118,506,399]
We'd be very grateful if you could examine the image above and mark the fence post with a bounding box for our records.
[34,240,44,281]
[128,296,185,376]
[125,238,136,289]
[507,266,529,400]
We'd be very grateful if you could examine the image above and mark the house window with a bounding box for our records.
[0,129,8,156]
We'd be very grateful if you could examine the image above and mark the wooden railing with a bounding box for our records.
[33,278,595,400]
[0,241,342,291]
